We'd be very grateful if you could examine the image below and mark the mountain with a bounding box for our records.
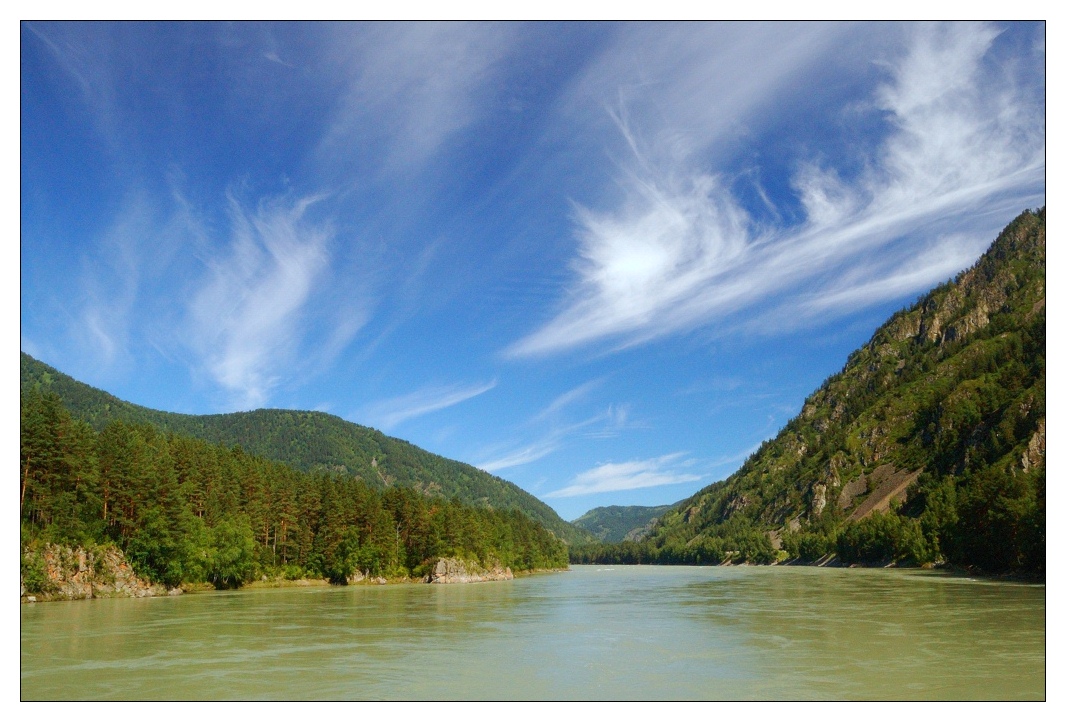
[572,504,677,543]
[20,353,591,546]
[575,208,1045,575]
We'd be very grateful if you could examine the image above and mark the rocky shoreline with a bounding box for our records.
[21,544,178,603]
[22,546,559,602]
[423,557,514,584]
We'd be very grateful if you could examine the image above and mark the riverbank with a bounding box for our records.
[21,544,569,603]
[20,544,179,603]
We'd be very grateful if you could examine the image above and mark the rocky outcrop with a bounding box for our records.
[424,557,513,584]
[811,484,827,517]
[1021,418,1046,472]
[724,493,752,517]
[837,476,868,511]
[20,544,177,603]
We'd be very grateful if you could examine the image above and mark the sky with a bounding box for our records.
[20,21,1045,521]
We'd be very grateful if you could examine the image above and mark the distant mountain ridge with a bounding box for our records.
[20,353,591,545]
[575,208,1045,575]
[572,504,677,543]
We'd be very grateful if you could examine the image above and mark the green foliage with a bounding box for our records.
[204,515,258,589]
[20,391,569,590]
[782,530,836,562]
[571,504,676,542]
[950,467,1044,574]
[20,546,55,595]
[836,512,932,566]
[21,353,589,545]
[571,516,778,566]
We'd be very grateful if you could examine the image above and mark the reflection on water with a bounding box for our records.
[21,565,1044,700]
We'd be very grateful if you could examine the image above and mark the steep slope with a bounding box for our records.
[20,354,590,545]
[585,208,1045,574]
[572,504,677,543]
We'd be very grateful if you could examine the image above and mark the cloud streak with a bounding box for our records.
[185,193,335,409]
[545,453,702,498]
[509,22,1044,357]
[478,441,560,474]
[531,379,605,423]
[478,399,636,474]
[362,379,498,431]
[477,414,594,474]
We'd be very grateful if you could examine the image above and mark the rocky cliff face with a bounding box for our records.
[21,544,179,603]
[424,557,514,584]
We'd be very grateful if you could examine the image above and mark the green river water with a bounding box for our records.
[20,565,1045,700]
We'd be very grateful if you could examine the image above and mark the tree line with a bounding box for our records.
[21,389,568,591]
[20,351,584,545]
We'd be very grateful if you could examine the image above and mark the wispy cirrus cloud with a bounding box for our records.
[478,441,561,475]
[560,22,847,165]
[69,187,207,376]
[185,193,336,409]
[24,22,123,148]
[477,413,601,474]
[74,193,153,368]
[361,379,498,431]
[477,395,633,474]
[509,22,1044,358]
[531,378,605,423]
[545,452,703,498]
[319,22,516,172]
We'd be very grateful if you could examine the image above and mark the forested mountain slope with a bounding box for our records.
[576,208,1045,575]
[21,353,589,545]
[572,504,677,543]
[21,390,568,592]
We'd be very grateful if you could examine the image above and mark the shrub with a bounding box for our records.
[21,550,55,595]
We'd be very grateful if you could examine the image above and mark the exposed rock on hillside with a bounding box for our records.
[1021,418,1045,472]
[843,465,922,522]
[21,545,177,602]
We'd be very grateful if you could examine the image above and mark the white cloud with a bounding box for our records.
[799,233,979,314]
[509,22,1044,358]
[361,379,497,431]
[185,193,335,409]
[479,441,561,474]
[561,22,847,164]
[545,453,703,498]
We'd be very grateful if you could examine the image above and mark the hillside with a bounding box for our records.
[20,353,590,545]
[575,208,1045,575]
[21,389,569,592]
[572,504,677,543]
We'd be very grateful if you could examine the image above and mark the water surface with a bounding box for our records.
[21,565,1045,700]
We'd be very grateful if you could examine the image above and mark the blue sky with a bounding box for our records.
[20,21,1045,521]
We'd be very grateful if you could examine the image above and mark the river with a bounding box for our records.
[20,564,1045,700]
